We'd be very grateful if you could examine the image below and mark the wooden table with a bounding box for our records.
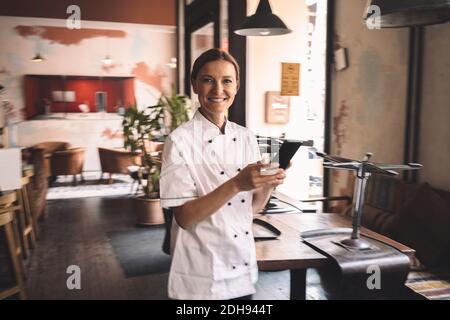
[255,213,415,300]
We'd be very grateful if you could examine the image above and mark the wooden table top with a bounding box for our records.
[255,213,415,271]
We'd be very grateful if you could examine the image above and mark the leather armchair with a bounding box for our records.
[32,141,71,178]
[50,147,85,185]
[98,147,141,184]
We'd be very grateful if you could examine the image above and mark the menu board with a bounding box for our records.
[281,63,300,96]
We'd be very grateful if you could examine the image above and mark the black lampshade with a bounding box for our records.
[234,0,291,36]
[364,0,450,28]
[31,53,44,62]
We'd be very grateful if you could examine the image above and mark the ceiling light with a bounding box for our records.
[364,0,450,28]
[102,55,113,66]
[234,0,291,36]
[31,53,44,62]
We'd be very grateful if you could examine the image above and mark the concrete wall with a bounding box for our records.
[330,0,450,197]
[330,0,409,197]
[419,22,450,190]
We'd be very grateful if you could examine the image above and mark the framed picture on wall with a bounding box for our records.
[265,91,290,124]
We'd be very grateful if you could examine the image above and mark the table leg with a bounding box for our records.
[290,269,307,300]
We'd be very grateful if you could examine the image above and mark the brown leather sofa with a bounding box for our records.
[98,147,141,183]
[357,174,450,300]
[363,175,450,269]
[50,147,85,185]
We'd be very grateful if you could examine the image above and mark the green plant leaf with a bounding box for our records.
[121,92,190,199]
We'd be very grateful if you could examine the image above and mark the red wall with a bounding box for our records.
[24,76,40,119]
[24,75,135,118]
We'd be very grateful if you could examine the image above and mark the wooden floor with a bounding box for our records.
[25,197,169,299]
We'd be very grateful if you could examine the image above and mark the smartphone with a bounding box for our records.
[271,140,303,169]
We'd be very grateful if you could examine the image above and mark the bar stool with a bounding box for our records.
[0,192,24,274]
[17,176,37,259]
[22,170,40,241]
[0,192,27,300]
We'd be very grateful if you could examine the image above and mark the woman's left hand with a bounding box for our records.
[258,163,286,189]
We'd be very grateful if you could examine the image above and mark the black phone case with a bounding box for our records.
[273,140,303,169]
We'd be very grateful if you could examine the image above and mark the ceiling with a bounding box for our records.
[0,0,175,26]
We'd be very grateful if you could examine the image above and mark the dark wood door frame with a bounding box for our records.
[180,0,247,126]
[184,0,220,96]
[227,0,247,126]
[403,26,424,183]
[323,0,335,205]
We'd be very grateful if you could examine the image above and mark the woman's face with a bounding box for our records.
[192,60,239,115]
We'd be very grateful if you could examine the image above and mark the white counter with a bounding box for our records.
[32,112,123,121]
[17,114,124,171]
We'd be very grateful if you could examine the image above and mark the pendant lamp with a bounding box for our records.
[31,53,44,62]
[234,0,291,36]
[102,55,113,66]
[364,0,450,28]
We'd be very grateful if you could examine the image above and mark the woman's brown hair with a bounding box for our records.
[191,48,240,87]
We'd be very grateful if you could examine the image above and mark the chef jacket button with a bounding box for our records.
[232,266,236,269]
[208,139,212,143]
[220,171,224,175]
[244,263,248,266]
[233,137,236,142]
[227,202,231,206]
[234,234,238,238]
[237,168,241,172]
[245,231,249,235]
[241,199,245,203]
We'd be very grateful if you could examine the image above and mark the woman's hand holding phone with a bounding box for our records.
[232,162,285,192]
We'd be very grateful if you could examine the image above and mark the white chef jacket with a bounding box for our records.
[160,109,261,300]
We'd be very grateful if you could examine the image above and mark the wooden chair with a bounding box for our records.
[50,147,85,186]
[0,192,27,300]
[32,141,71,178]
[17,176,37,259]
[22,170,40,240]
[98,147,141,184]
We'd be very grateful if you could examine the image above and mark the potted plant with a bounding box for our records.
[122,91,190,225]
[160,86,191,132]
[122,103,164,225]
